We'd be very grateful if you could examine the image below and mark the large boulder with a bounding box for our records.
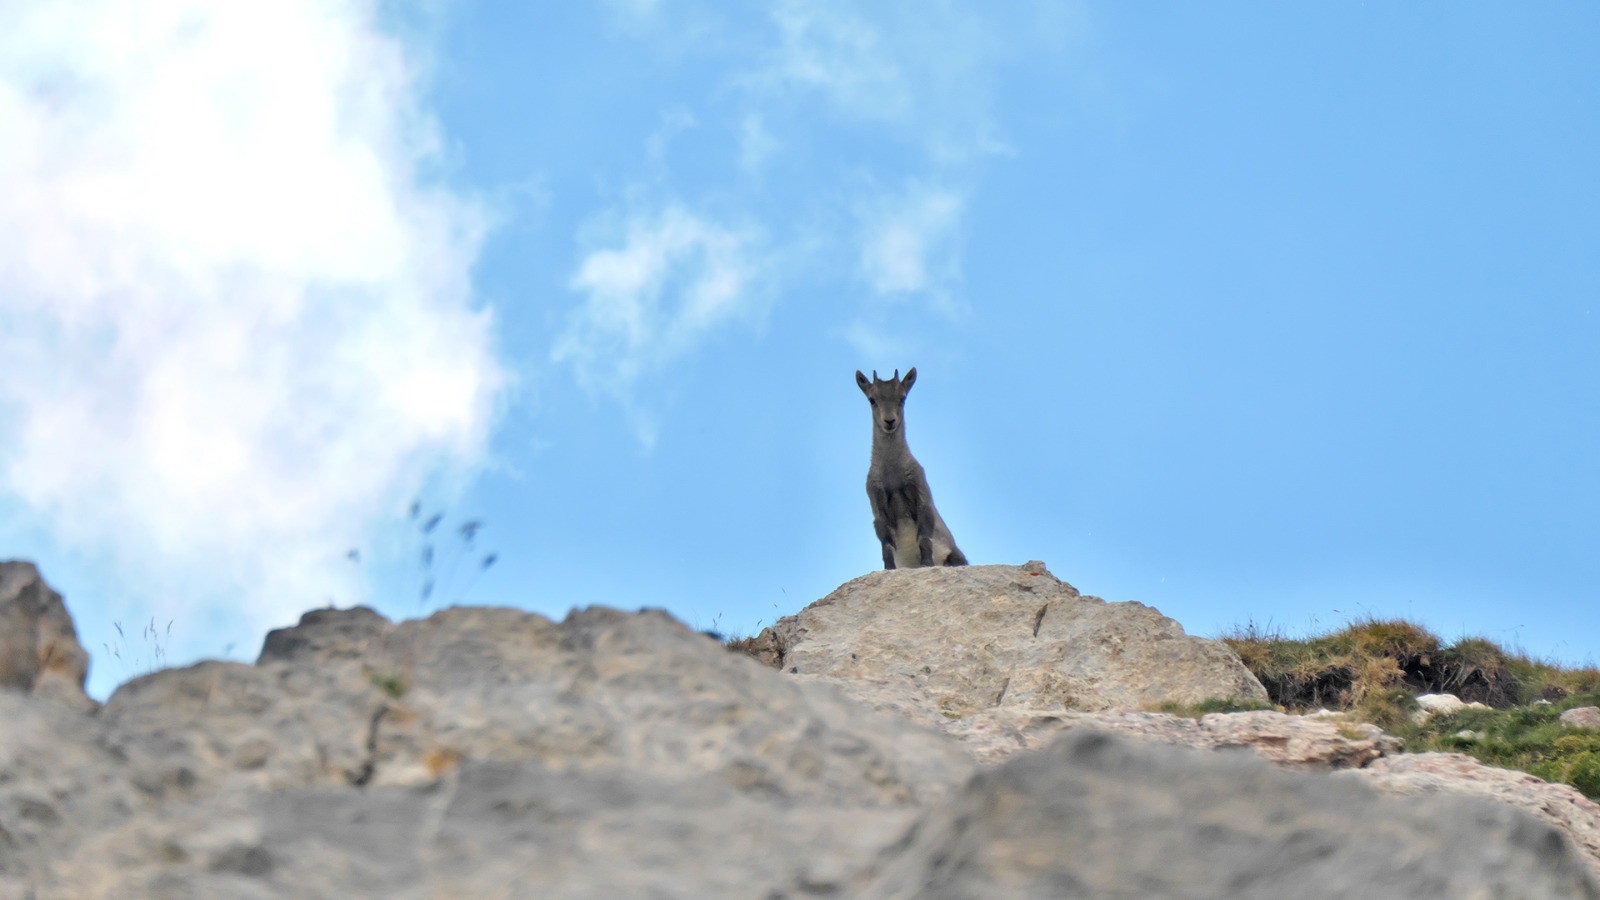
[748,561,1268,715]
[859,730,1598,899]
[0,560,91,710]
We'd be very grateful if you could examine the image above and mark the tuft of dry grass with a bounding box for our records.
[1218,616,1600,726]
[1223,616,1600,797]
[1223,617,1436,727]
[102,617,173,685]
[723,634,763,656]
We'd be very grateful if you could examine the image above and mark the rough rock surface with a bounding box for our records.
[938,707,1400,769]
[5,561,1600,897]
[0,560,91,710]
[1348,751,1600,883]
[750,561,1268,714]
[1563,707,1600,730]
[1413,691,1490,723]
[860,730,1598,899]
[2,603,974,898]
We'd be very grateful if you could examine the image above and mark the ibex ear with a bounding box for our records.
[855,370,872,395]
[900,367,917,395]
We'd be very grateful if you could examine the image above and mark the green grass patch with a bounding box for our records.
[1390,694,1600,799]
[369,671,407,699]
[1223,617,1591,717]
[1153,697,1275,718]
[1223,616,1600,798]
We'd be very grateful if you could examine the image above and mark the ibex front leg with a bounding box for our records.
[910,486,937,567]
[871,486,898,570]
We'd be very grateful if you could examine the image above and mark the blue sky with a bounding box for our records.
[2,2,1596,700]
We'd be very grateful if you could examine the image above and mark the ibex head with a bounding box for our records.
[855,367,917,436]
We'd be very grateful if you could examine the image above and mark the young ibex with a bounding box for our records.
[856,367,967,569]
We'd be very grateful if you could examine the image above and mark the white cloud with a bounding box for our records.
[0,0,504,645]
[857,182,965,307]
[646,106,697,161]
[747,0,1049,164]
[553,205,765,442]
[606,0,666,26]
[839,321,911,363]
[759,1,911,122]
[738,113,778,174]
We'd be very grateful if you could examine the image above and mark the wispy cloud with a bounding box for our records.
[758,1,912,122]
[738,113,779,175]
[0,1,504,647]
[553,204,766,444]
[857,181,966,308]
[839,321,913,364]
[578,2,1071,404]
[647,106,698,162]
[747,0,1048,163]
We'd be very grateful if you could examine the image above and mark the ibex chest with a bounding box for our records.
[867,453,923,491]
[868,463,923,517]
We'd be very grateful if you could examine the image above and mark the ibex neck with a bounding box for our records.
[871,428,913,461]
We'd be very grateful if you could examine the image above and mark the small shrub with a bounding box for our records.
[370,671,407,698]
[1555,751,1600,798]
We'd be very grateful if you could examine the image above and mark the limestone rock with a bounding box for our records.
[0,691,141,888]
[245,604,974,802]
[940,707,1400,769]
[860,730,1599,899]
[752,561,1268,715]
[1412,692,1490,724]
[1349,751,1600,884]
[1562,707,1600,730]
[4,600,977,897]
[8,560,1600,897]
[0,560,91,710]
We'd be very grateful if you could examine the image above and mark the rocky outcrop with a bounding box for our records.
[3,602,975,897]
[740,562,1600,882]
[749,561,1268,714]
[0,561,91,710]
[860,730,1598,899]
[1563,707,1600,730]
[3,561,1598,896]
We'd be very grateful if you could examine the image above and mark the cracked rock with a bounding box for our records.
[746,562,1268,716]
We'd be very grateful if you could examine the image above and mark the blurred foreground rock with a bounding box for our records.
[0,560,91,711]
[4,597,968,897]
[1348,751,1600,882]
[1,561,1597,897]
[937,707,1401,769]
[861,730,1596,900]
